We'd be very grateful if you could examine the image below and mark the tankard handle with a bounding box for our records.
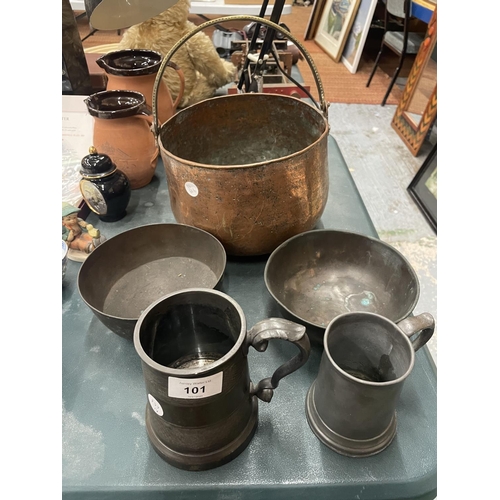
[245,318,310,403]
[397,312,435,352]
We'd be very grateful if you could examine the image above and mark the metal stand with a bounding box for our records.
[237,0,287,92]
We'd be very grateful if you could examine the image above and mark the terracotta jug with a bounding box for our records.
[84,90,158,190]
[96,49,184,125]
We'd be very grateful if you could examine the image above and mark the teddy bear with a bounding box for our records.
[118,0,237,108]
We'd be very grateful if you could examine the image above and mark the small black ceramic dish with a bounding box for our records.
[264,229,420,345]
[78,223,227,340]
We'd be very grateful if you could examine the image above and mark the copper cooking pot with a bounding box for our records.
[152,16,330,256]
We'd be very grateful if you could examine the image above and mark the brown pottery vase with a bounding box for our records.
[96,49,184,124]
[85,90,158,189]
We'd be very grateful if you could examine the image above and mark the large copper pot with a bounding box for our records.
[152,16,330,256]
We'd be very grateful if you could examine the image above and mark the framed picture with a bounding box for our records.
[391,8,437,156]
[341,0,377,74]
[304,0,328,40]
[408,144,437,232]
[314,0,361,63]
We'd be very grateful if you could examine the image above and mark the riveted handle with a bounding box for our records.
[151,15,329,138]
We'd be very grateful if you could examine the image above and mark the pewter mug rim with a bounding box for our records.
[323,311,416,387]
[133,288,247,377]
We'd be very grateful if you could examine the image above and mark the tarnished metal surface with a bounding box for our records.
[77,223,226,339]
[306,311,435,457]
[152,15,330,256]
[264,229,420,343]
[159,93,329,256]
[151,15,329,134]
[133,289,310,470]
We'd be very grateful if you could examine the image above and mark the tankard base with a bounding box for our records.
[144,397,259,471]
[305,382,397,457]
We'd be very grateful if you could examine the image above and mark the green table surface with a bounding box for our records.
[62,135,437,500]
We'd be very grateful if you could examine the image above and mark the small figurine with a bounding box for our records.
[62,202,106,262]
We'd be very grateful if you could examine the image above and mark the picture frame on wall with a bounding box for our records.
[408,144,437,233]
[341,0,377,74]
[314,0,361,62]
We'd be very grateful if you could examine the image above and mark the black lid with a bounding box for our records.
[80,147,115,177]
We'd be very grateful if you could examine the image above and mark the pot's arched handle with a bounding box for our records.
[397,313,435,352]
[151,15,329,138]
[165,61,185,112]
[245,318,310,403]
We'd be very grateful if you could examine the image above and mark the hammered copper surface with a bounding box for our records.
[159,93,329,256]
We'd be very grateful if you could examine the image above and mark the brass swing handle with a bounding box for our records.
[151,14,329,138]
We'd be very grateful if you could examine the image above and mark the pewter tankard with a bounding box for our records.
[134,288,311,471]
[306,311,435,457]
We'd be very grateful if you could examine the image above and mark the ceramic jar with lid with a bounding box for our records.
[79,147,131,222]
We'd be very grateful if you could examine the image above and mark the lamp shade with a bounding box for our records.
[89,0,180,30]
